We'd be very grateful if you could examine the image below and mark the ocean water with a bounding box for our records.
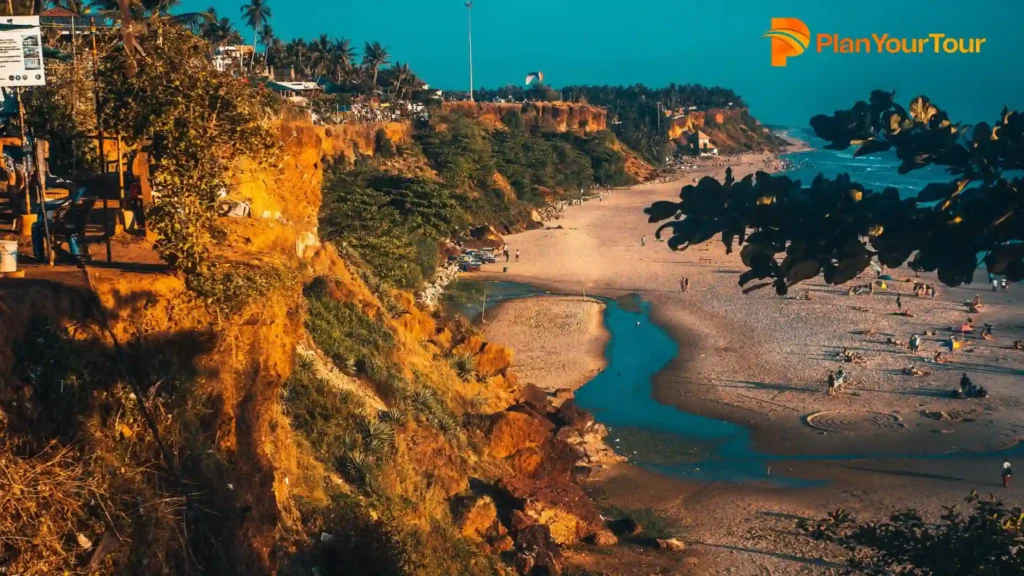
[777,126,950,198]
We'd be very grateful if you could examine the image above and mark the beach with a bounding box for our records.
[474,151,1024,574]
[481,295,609,392]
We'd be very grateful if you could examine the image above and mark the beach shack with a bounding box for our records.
[690,130,718,156]
[264,80,323,106]
[213,45,254,74]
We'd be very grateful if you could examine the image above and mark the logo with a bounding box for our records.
[765,18,987,67]
[764,18,810,67]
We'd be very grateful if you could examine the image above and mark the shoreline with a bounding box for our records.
[472,149,1024,573]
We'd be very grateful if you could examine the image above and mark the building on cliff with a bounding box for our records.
[690,130,718,156]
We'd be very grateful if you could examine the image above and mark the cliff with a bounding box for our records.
[668,107,782,154]
[442,101,608,134]
[0,115,618,576]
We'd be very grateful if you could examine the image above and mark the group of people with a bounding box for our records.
[501,244,520,263]
[990,275,1010,292]
[826,367,848,394]
[912,282,938,298]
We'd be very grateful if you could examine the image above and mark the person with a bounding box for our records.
[934,351,947,364]
[835,367,846,387]
[960,373,974,396]
[909,334,920,353]
[1002,278,1009,291]
[1003,459,1013,488]
[503,246,510,262]
[991,275,999,292]
[680,277,688,293]
[896,293,902,311]
[515,249,520,263]
[971,294,982,308]
[641,236,646,247]
[826,371,837,394]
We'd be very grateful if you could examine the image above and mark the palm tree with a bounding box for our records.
[258,23,273,47]
[362,41,389,89]
[327,38,355,84]
[239,0,270,73]
[388,62,416,100]
[49,0,85,12]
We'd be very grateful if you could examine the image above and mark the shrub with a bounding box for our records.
[185,262,294,315]
[374,127,396,158]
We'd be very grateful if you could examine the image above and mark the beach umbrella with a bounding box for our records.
[878,274,895,281]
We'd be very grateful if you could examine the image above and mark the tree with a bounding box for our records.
[362,41,389,88]
[384,62,416,100]
[805,492,1024,574]
[239,0,270,73]
[99,24,277,272]
[645,91,1024,295]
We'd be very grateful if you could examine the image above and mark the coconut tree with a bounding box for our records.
[327,38,355,84]
[362,41,389,88]
[387,62,416,100]
[239,0,270,73]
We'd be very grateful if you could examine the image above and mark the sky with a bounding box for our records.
[181,0,1023,127]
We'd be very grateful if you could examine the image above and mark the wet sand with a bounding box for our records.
[475,152,1024,574]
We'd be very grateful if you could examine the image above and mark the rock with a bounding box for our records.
[507,403,556,432]
[571,464,593,481]
[493,535,515,553]
[456,495,499,541]
[657,537,686,552]
[520,383,551,413]
[509,446,544,477]
[469,224,504,249]
[551,387,575,405]
[589,530,618,546]
[488,411,551,459]
[515,523,553,551]
[510,509,535,531]
[554,400,594,429]
[608,517,642,537]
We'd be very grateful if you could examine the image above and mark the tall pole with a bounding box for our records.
[91,18,111,263]
[465,1,474,101]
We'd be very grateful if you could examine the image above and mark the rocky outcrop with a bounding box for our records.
[442,101,608,134]
[488,411,550,459]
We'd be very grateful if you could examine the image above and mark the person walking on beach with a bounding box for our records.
[515,249,520,263]
[641,236,647,247]
[503,245,510,262]
[909,334,920,353]
[1003,459,1013,488]
[896,293,902,311]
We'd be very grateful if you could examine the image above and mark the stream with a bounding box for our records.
[451,281,1022,487]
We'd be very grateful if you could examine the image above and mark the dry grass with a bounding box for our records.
[0,442,106,575]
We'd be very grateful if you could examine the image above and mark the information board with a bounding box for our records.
[0,17,45,88]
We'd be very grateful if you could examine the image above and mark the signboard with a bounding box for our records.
[0,16,44,87]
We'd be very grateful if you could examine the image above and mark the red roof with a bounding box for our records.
[40,6,82,17]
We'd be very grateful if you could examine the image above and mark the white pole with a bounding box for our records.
[466,2,474,101]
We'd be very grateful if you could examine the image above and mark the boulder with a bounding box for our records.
[571,464,593,481]
[554,400,594,429]
[520,383,551,413]
[468,224,504,249]
[455,495,498,541]
[657,537,686,552]
[488,411,550,459]
[551,387,575,405]
[608,517,642,537]
[507,403,555,432]
[508,446,544,477]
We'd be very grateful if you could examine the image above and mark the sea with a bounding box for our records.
[776,126,950,198]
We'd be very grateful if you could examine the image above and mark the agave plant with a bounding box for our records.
[449,354,477,382]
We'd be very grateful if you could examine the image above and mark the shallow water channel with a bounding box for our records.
[454,281,1021,487]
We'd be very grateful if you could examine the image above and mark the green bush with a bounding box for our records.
[374,128,396,158]
[185,262,294,315]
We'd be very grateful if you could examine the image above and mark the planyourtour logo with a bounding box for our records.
[764,18,987,67]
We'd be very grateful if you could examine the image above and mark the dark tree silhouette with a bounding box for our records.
[645,91,1024,295]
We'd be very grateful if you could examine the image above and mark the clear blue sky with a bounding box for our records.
[181,0,1022,127]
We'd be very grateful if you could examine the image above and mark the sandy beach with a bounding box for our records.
[482,295,609,392]
[474,151,1024,574]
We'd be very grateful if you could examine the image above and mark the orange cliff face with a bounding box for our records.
[442,101,608,133]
